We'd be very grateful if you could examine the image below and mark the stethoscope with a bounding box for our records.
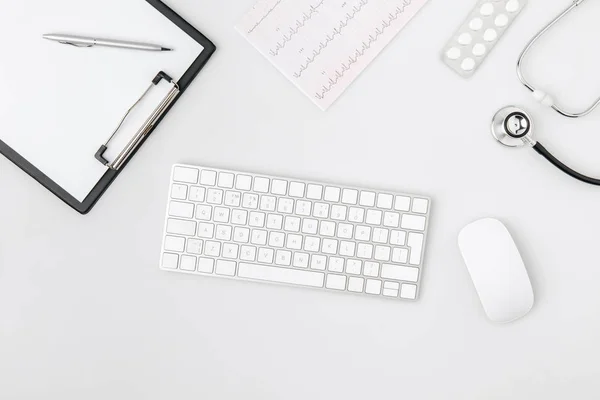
[491,0,600,186]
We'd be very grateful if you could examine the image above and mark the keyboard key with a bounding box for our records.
[313,203,329,218]
[326,274,347,290]
[275,250,292,266]
[331,205,347,221]
[267,214,283,230]
[271,179,288,195]
[197,223,214,239]
[383,287,399,298]
[242,193,259,209]
[269,232,285,248]
[384,281,400,290]
[328,257,344,273]
[324,187,341,202]
[319,221,336,237]
[401,214,426,231]
[225,191,242,207]
[197,257,215,273]
[365,279,382,295]
[392,248,409,264]
[195,205,212,221]
[213,207,230,223]
[288,182,305,198]
[346,259,362,275]
[232,209,248,225]
[383,212,400,228]
[321,239,338,255]
[412,198,429,214]
[306,184,323,200]
[240,246,257,262]
[167,219,196,236]
[251,230,268,246]
[249,211,266,228]
[162,253,179,269]
[169,201,194,218]
[216,260,236,276]
[359,191,376,207]
[164,235,185,252]
[206,189,223,205]
[302,219,318,235]
[216,225,232,241]
[408,233,424,266]
[355,226,371,241]
[377,194,394,209]
[180,255,196,272]
[339,241,356,257]
[286,234,303,250]
[239,263,325,288]
[233,227,250,243]
[363,262,379,277]
[189,186,206,202]
[278,198,294,214]
[337,223,353,240]
[374,246,391,262]
[310,255,327,270]
[254,177,270,193]
[218,172,235,189]
[173,166,198,184]
[258,248,274,263]
[260,196,277,212]
[200,170,217,186]
[348,207,365,223]
[304,237,321,252]
[284,216,301,232]
[381,264,419,282]
[171,184,188,200]
[348,277,365,293]
[372,228,389,244]
[295,200,312,216]
[401,284,418,300]
[342,189,358,205]
[395,196,411,211]
[186,239,203,254]
[236,174,252,191]
[204,241,221,257]
[390,230,407,246]
[357,243,373,259]
[293,252,310,268]
[366,209,382,225]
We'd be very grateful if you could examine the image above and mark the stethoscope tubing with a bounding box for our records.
[533,142,600,186]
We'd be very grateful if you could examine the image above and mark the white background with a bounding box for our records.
[2,0,600,399]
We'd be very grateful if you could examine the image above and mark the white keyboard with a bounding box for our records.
[160,164,431,301]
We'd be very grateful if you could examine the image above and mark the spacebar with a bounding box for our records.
[238,263,325,288]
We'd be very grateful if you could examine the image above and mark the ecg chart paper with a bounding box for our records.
[236,0,429,110]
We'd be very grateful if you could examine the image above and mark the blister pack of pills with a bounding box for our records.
[442,0,527,78]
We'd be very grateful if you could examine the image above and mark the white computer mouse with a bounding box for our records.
[458,218,534,324]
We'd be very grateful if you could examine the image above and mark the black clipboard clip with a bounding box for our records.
[95,71,180,170]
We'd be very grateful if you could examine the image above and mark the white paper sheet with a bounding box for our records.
[0,0,204,202]
[236,0,429,110]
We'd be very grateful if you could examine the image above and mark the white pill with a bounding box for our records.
[495,14,509,27]
[446,47,461,60]
[472,43,486,56]
[484,28,498,42]
[480,3,494,16]
[469,18,484,31]
[461,58,476,71]
[506,0,520,12]
[458,32,473,45]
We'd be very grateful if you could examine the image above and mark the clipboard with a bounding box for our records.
[0,0,215,214]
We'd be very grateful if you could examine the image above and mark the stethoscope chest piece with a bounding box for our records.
[492,106,536,147]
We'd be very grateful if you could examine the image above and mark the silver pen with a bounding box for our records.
[42,33,172,52]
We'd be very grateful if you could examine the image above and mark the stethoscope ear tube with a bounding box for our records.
[533,142,600,186]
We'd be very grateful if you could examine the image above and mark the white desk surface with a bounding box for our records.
[2,0,600,398]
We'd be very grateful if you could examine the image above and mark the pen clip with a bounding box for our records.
[59,41,94,48]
